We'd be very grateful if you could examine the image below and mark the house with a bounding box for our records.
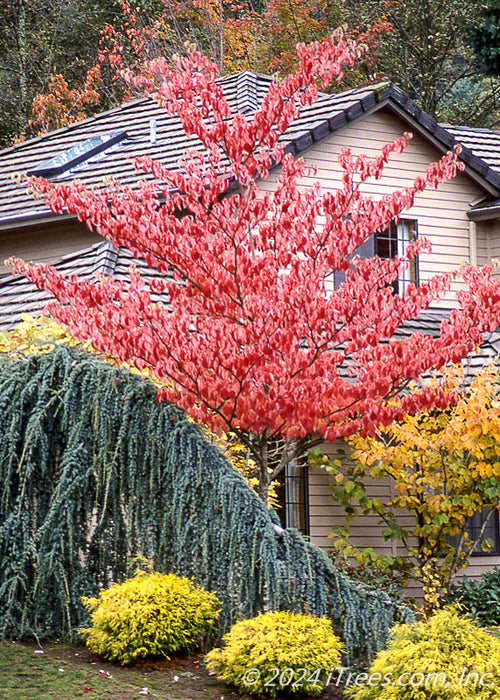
[1,73,500,591]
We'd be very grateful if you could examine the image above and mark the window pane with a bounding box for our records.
[275,456,310,535]
[468,509,499,555]
[375,219,418,294]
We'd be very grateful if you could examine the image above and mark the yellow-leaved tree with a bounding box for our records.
[325,364,500,607]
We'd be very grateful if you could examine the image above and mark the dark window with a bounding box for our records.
[332,219,419,293]
[276,457,310,535]
[449,509,500,556]
[375,219,419,294]
[467,509,500,556]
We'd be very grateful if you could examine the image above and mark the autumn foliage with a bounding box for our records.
[29,68,103,136]
[28,0,391,135]
[329,364,500,603]
[12,36,500,501]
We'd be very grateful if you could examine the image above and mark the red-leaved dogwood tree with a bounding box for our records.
[13,33,500,503]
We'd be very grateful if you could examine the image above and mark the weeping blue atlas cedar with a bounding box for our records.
[0,346,413,661]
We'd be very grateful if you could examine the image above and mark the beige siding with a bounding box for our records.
[476,222,491,268]
[491,224,500,260]
[263,107,488,305]
[308,440,393,555]
[309,439,420,557]
[0,221,100,275]
[308,439,500,600]
[487,220,500,279]
[308,439,425,600]
[269,109,500,594]
[476,221,500,279]
[453,557,500,585]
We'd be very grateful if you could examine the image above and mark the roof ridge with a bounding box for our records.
[236,72,259,114]
[92,241,119,277]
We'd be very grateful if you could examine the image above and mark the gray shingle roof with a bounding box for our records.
[443,124,500,174]
[4,76,500,229]
[0,241,172,330]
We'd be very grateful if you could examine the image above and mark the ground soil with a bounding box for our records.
[30,642,348,699]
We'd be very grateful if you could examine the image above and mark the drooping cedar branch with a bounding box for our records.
[0,347,412,661]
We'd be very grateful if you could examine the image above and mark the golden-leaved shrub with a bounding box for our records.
[206,610,344,697]
[81,570,220,664]
[348,607,500,699]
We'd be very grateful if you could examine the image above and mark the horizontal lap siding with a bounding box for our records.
[309,440,417,556]
[476,221,500,279]
[309,439,424,600]
[262,107,487,305]
[476,223,490,268]
[486,221,500,279]
[268,109,497,596]
[308,439,500,599]
[454,557,500,584]
[0,223,100,274]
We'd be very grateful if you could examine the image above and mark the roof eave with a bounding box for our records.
[467,205,500,221]
[0,210,78,232]
[380,92,500,197]
[279,82,500,198]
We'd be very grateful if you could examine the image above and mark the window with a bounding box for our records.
[467,509,500,556]
[375,219,419,294]
[28,132,128,178]
[332,219,419,293]
[448,509,500,556]
[276,457,310,535]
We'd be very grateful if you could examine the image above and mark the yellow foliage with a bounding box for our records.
[81,570,220,664]
[348,607,500,700]
[210,431,280,509]
[336,363,500,604]
[206,611,343,697]
[0,314,86,357]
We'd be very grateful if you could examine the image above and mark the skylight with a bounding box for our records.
[28,132,128,178]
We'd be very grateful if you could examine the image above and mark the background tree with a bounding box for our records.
[5,0,500,143]
[345,0,500,125]
[327,364,500,604]
[14,0,387,139]
[12,37,500,504]
[474,0,500,77]
[0,0,122,145]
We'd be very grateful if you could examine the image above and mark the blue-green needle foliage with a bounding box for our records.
[0,346,412,661]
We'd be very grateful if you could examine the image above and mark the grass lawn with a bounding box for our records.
[0,640,252,700]
[0,640,347,700]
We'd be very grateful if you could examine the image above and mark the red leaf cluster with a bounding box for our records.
[12,37,500,443]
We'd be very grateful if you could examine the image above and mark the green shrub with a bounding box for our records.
[329,548,408,602]
[448,568,500,626]
[205,610,344,697]
[81,570,220,664]
[347,607,500,699]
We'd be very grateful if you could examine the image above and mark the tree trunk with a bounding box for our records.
[16,0,29,136]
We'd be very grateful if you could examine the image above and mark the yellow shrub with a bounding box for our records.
[348,607,500,699]
[81,570,220,664]
[206,610,344,697]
